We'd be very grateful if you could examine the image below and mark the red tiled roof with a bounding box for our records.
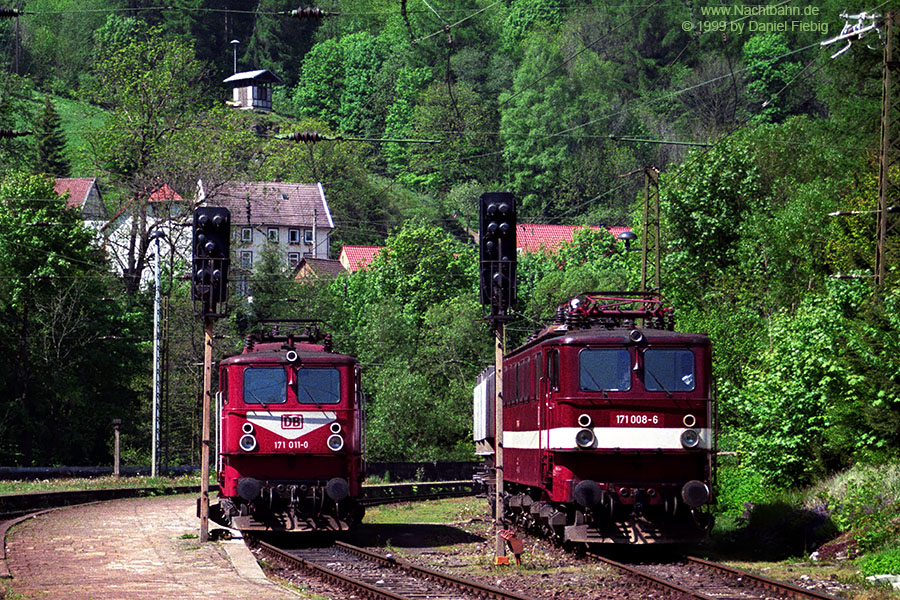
[54,178,96,210]
[206,182,333,229]
[146,184,183,203]
[607,226,631,240]
[340,245,382,271]
[515,224,630,253]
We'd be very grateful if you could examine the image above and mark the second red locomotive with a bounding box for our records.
[475,292,716,544]
[214,322,365,531]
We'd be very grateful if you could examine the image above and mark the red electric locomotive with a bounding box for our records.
[214,321,365,531]
[475,292,716,544]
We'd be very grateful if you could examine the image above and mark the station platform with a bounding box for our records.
[1,494,300,599]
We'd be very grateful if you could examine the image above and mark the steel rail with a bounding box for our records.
[334,541,537,600]
[685,555,844,600]
[586,552,717,600]
[256,541,407,600]
[0,480,478,519]
[259,540,538,600]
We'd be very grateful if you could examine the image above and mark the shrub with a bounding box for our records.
[858,546,900,576]
[807,461,900,552]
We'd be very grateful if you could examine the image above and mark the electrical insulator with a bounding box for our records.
[0,129,29,138]
[290,7,326,19]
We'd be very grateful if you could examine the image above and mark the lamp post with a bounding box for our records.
[150,230,165,478]
[230,39,240,74]
[617,230,638,252]
[112,419,121,478]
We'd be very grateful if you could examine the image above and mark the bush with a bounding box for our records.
[716,461,782,517]
[807,461,900,552]
[858,546,900,576]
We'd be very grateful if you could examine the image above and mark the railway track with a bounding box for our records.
[0,480,477,520]
[256,540,538,600]
[588,552,846,600]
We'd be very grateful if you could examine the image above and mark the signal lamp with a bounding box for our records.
[680,429,701,449]
[327,434,344,451]
[575,428,595,449]
[239,434,258,452]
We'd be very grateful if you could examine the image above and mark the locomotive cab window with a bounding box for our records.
[579,349,632,391]
[297,368,341,405]
[644,349,695,392]
[243,368,287,405]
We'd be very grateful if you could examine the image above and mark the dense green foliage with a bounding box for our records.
[0,173,144,465]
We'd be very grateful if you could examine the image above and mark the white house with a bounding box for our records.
[196,179,334,274]
[223,69,282,112]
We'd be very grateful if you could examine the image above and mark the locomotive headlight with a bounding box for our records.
[680,429,701,449]
[327,434,345,452]
[239,433,258,452]
[575,428,595,449]
[330,422,342,434]
[577,413,592,428]
[242,422,254,434]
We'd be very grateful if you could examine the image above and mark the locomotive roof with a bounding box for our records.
[220,345,358,366]
[221,351,358,366]
[506,324,709,360]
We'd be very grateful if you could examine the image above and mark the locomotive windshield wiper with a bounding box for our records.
[300,386,322,408]
[247,389,271,411]
[644,368,673,398]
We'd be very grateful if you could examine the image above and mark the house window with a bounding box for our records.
[241,228,252,242]
[268,228,279,242]
[241,251,253,269]
[288,252,300,267]
[289,229,301,245]
[304,229,314,244]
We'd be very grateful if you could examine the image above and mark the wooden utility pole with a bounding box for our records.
[199,317,213,542]
[877,11,900,287]
[641,167,661,293]
[493,322,505,561]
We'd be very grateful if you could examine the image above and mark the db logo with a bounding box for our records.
[281,414,304,429]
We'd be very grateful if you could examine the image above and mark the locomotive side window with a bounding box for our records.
[243,368,287,405]
[579,349,631,391]
[297,368,341,405]
[644,349,696,392]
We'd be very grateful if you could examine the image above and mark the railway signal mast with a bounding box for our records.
[191,206,231,542]
[478,192,517,563]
